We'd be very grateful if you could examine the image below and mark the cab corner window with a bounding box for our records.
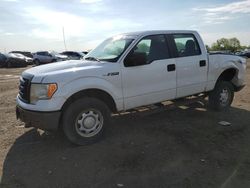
[173,34,201,57]
[124,35,170,67]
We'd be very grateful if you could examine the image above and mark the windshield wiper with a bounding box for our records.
[85,57,100,62]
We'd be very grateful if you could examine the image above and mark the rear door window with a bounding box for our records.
[37,52,48,56]
[172,34,201,57]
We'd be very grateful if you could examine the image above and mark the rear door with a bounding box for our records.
[37,52,49,63]
[169,33,208,98]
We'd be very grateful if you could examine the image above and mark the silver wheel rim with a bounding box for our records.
[75,109,104,138]
[219,88,230,106]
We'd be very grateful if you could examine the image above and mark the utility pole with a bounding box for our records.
[62,27,67,51]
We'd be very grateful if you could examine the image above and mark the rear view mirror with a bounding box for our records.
[124,52,147,67]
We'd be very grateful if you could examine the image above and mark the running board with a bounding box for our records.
[113,94,207,117]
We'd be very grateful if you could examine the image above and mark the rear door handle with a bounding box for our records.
[167,64,176,72]
[200,60,206,67]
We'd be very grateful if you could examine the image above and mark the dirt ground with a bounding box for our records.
[0,61,250,188]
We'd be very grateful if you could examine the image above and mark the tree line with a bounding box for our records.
[206,38,250,53]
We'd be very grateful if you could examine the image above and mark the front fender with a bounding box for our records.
[57,76,123,111]
[61,77,120,98]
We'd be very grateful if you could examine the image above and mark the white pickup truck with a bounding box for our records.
[16,30,247,145]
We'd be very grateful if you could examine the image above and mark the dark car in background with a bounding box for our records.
[0,53,27,68]
[0,53,7,67]
[82,51,89,55]
[61,51,86,60]
[10,51,33,58]
[10,53,33,65]
[33,51,68,66]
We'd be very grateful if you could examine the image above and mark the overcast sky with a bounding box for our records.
[0,0,250,52]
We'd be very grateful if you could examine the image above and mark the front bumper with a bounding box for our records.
[16,105,61,131]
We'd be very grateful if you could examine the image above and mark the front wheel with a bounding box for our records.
[62,97,111,145]
[34,59,40,66]
[208,81,234,111]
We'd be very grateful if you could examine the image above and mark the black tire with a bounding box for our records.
[209,81,234,111]
[62,97,111,145]
[0,61,6,68]
[34,59,40,66]
[7,60,12,68]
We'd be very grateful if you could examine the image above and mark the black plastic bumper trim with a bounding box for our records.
[16,105,61,131]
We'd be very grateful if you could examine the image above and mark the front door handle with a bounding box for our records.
[200,60,206,67]
[167,64,176,72]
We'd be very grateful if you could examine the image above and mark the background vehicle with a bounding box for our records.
[16,30,247,145]
[10,51,33,58]
[209,51,234,55]
[0,53,27,68]
[9,53,33,65]
[33,51,68,66]
[238,51,250,58]
[0,53,8,67]
[82,51,89,55]
[61,51,86,60]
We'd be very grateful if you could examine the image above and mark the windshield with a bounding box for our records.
[84,35,134,62]
[8,53,18,58]
[13,53,24,58]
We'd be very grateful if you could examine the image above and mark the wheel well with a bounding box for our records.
[61,89,117,113]
[218,68,237,82]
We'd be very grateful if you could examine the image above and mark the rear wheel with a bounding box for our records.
[34,59,40,66]
[62,97,111,145]
[209,81,234,111]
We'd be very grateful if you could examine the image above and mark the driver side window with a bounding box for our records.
[135,39,151,55]
[124,35,170,67]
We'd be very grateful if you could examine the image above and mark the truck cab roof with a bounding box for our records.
[122,30,198,37]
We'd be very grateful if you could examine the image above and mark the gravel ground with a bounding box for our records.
[0,61,250,188]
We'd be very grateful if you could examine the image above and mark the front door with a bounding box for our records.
[121,34,177,110]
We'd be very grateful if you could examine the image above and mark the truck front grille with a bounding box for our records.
[19,76,32,103]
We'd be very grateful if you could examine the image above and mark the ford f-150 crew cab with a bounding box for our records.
[16,30,247,145]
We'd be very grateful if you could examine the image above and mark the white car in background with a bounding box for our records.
[33,51,68,66]
[61,51,86,60]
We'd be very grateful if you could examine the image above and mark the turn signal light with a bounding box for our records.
[47,84,57,98]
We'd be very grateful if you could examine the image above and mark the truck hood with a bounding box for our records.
[23,60,107,82]
[26,60,104,74]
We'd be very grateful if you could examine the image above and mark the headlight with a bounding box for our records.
[30,83,57,104]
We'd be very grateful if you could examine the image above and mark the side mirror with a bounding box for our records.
[124,52,147,67]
